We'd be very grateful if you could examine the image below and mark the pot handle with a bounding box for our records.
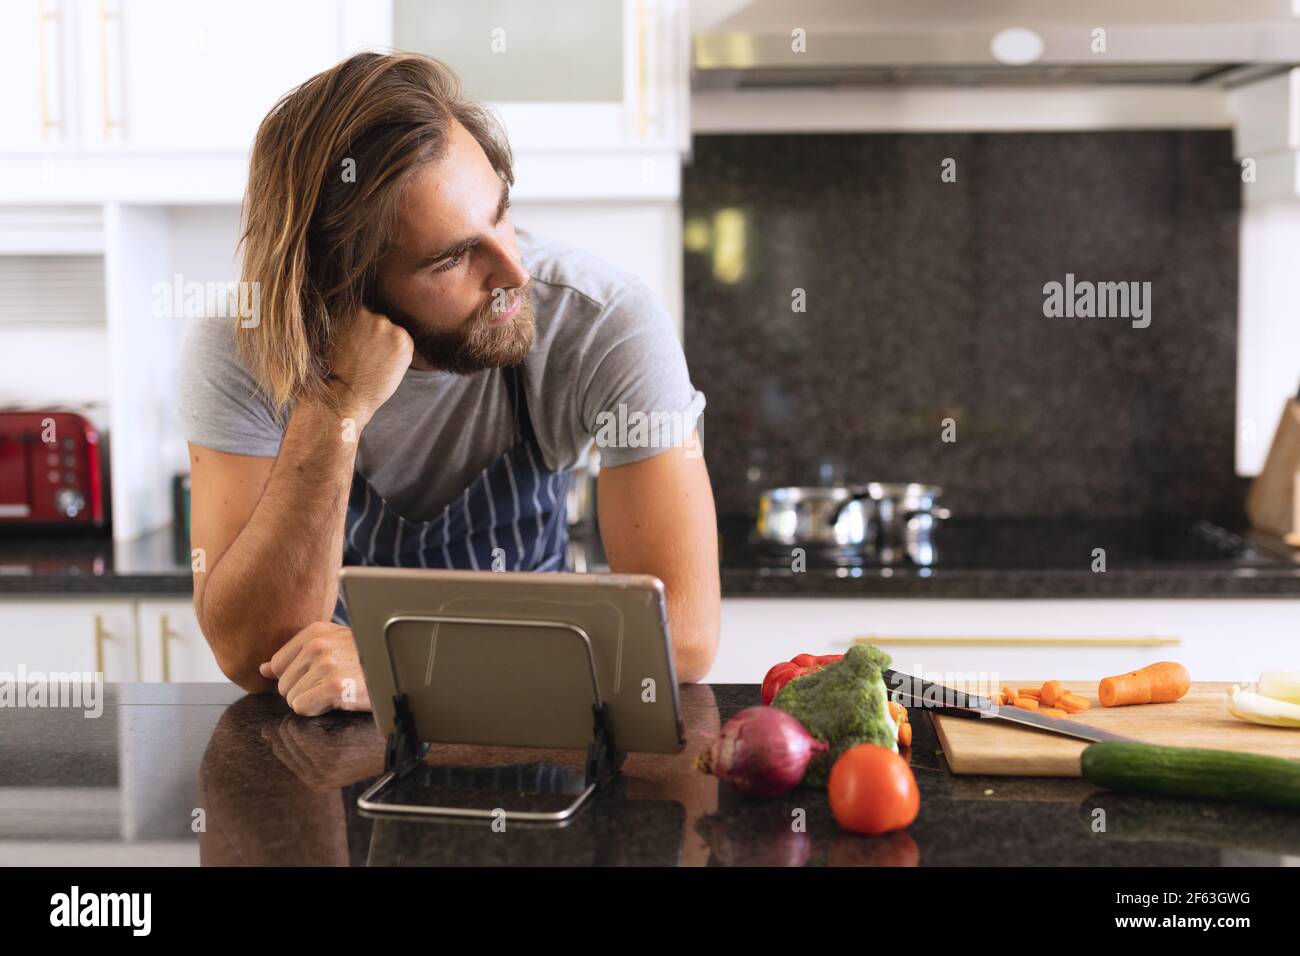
[903,506,952,521]
[828,489,876,526]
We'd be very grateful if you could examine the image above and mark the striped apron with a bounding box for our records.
[331,363,572,626]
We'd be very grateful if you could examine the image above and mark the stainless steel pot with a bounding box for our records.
[867,482,950,563]
[755,482,951,557]
[755,486,875,550]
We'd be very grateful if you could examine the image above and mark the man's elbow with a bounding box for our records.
[219,654,277,695]
[209,636,276,694]
[673,630,719,684]
[197,610,277,694]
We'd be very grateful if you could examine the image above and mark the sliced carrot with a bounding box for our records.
[1017,688,1042,700]
[888,700,905,724]
[1040,680,1065,707]
[898,722,913,748]
[1039,707,1068,718]
[1060,694,1090,713]
[1001,686,1016,703]
[1098,662,1190,707]
[1011,697,1039,711]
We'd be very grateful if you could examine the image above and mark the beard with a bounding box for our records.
[379,285,536,375]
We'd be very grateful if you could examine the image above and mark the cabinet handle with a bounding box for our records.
[98,0,123,139]
[851,635,1182,648]
[635,0,647,141]
[93,613,112,675]
[160,614,181,683]
[38,0,62,139]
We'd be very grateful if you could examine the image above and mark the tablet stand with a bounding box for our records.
[356,613,627,824]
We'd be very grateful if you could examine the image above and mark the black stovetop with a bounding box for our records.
[718,515,1296,572]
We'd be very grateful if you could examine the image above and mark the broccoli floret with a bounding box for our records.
[771,644,896,787]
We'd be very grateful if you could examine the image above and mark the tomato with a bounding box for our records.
[815,654,844,665]
[828,744,920,836]
[790,653,820,668]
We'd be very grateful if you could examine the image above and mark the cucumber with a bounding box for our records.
[1081,741,1300,810]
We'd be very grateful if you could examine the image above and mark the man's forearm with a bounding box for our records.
[661,549,721,683]
[198,397,358,688]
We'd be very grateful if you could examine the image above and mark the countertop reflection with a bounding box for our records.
[0,683,1295,866]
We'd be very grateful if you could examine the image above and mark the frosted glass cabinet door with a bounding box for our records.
[393,0,685,152]
[395,0,625,104]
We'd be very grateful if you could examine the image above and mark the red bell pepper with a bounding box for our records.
[761,652,844,705]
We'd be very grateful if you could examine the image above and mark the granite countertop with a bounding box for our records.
[2,516,1298,598]
[0,527,193,596]
[0,681,1291,866]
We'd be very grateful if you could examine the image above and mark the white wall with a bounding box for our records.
[1238,199,1300,474]
[160,205,246,477]
[514,201,684,331]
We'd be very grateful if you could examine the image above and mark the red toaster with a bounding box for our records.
[0,410,106,528]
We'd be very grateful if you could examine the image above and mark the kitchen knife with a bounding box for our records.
[882,668,1139,744]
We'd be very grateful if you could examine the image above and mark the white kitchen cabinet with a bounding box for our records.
[2,0,371,154]
[136,599,229,684]
[0,0,393,201]
[0,0,686,201]
[710,598,1300,686]
[85,0,349,151]
[0,597,138,680]
[0,596,229,683]
[0,1,69,150]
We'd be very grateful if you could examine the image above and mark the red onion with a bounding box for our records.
[694,706,827,797]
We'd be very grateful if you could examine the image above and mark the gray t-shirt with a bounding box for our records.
[177,228,705,522]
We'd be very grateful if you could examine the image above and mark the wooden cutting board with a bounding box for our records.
[931,681,1300,777]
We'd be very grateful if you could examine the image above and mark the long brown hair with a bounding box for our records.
[236,52,514,413]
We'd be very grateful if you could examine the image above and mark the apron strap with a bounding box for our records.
[504,362,539,445]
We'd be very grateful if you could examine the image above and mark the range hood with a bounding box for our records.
[693,0,1300,89]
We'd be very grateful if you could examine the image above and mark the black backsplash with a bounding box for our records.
[683,131,1243,522]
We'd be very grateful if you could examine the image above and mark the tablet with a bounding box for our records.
[338,566,686,756]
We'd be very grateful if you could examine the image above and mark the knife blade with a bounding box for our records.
[882,668,1138,744]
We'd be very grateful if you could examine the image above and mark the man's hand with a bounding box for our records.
[324,306,414,425]
[260,714,386,791]
[258,621,372,717]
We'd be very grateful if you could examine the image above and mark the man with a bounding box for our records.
[180,52,720,715]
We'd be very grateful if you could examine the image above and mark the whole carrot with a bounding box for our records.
[1098,662,1190,707]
